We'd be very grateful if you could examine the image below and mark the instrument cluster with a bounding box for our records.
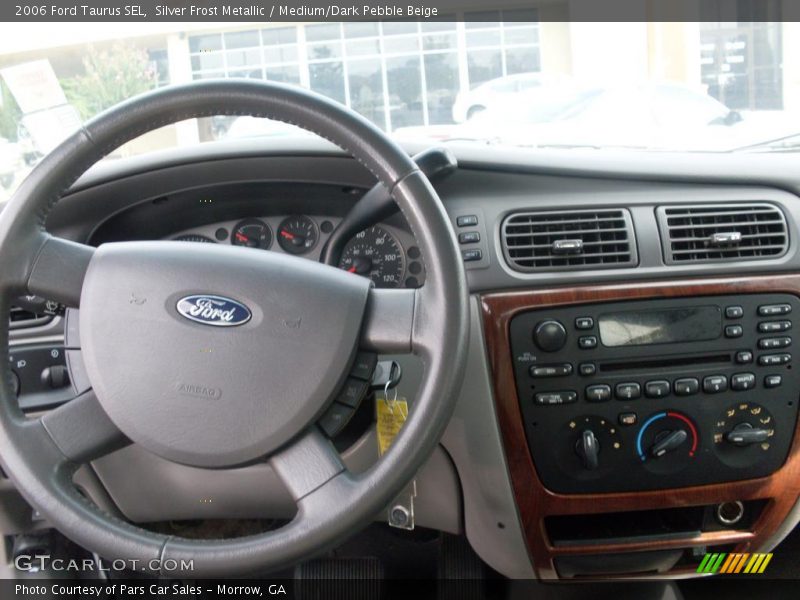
[169,215,425,289]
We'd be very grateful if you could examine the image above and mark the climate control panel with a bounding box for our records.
[510,294,800,493]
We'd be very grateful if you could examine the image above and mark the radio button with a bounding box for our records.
[758,320,791,333]
[578,335,598,349]
[586,385,611,403]
[759,336,791,350]
[534,391,577,405]
[759,304,792,316]
[674,378,699,396]
[731,373,756,391]
[765,374,782,388]
[579,362,597,376]
[575,317,594,330]
[618,412,638,426]
[530,363,573,378]
[725,325,744,338]
[703,375,728,394]
[758,353,791,366]
[615,382,641,400]
[645,380,670,398]
[725,306,744,319]
[735,351,754,364]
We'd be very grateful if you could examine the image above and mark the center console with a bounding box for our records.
[510,293,799,494]
[482,276,800,579]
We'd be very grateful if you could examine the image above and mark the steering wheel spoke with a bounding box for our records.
[360,287,418,354]
[26,234,94,308]
[269,427,346,501]
[40,389,129,464]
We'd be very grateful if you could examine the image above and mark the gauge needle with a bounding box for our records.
[235,232,249,243]
[347,265,357,273]
[280,230,295,240]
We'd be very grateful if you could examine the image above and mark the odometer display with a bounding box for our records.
[173,234,215,243]
[339,226,405,288]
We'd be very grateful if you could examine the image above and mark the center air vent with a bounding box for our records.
[501,209,637,272]
[657,203,788,264]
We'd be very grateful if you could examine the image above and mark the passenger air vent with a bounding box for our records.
[657,203,788,264]
[501,209,637,272]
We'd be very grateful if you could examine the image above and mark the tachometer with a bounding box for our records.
[232,218,272,250]
[277,215,318,255]
[339,226,405,288]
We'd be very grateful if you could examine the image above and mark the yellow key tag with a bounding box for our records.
[375,394,408,456]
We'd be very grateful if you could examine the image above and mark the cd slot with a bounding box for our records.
[600,353,732,373]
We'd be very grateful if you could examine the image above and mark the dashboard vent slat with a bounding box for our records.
[657,203,789,264]
[501,209,637,272]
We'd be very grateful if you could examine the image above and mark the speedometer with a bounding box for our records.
[339,226,405,289]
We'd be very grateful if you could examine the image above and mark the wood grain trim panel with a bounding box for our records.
[481,274,800,580]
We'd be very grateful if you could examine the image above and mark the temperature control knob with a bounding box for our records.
[636,411,698,474]
[575,430,600,470]
[649,429,688,458]
[534,320,567,352]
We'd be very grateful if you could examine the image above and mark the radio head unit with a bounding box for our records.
[510,293,800,493]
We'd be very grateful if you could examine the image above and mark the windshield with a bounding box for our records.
[0,20,796,201]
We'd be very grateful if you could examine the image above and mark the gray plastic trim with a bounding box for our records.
[436,169,800,292]
[440,297,535,579]
[88,435,463,535]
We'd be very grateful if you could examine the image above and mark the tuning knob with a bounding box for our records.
[725,423,770,447]
[650,429,687,458]
[575,429,600,470]
[534,320,567,352]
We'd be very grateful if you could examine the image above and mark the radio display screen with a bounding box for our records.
[598,306,722,347]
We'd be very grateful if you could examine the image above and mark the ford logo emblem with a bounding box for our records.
[176,295,252,327]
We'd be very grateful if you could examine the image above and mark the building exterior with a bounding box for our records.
[1,12,798,151]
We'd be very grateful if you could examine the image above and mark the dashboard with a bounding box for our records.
[6,137,800,582]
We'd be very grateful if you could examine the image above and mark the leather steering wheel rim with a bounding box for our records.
[0,80,469,576]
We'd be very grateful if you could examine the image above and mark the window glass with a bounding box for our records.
[424,53,459,124]
[505,46,540,75]
[386,56,424,129]
[262,27,297,45]
[468,50,503,87]
[344,22,379,39]
[189,34,221,53]
[307,42,342,61]
[224,30,259,49]
[266,65,301,84]
[348,58,385,129]
[306,23,341,42]
[309,62,345,104]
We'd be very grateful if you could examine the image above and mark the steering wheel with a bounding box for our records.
[0,80,469,576]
